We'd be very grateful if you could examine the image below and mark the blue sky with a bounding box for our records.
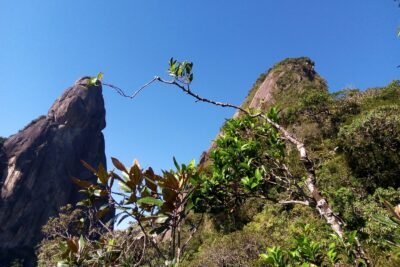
[1,0,399,174]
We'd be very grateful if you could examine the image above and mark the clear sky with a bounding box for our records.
[1,0,400,174]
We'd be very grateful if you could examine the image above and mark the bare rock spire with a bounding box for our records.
[0,80,107,266]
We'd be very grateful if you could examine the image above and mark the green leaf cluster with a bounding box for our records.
[192,113,286,214]
[168,58,194,84]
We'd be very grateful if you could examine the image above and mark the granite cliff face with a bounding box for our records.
[242,57,326,112]
[0,78,106,265]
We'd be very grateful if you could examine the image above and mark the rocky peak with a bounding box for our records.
[0,79,107,266]
[202,57,328,166]
[48,78,106,130]
[242,57,326,112]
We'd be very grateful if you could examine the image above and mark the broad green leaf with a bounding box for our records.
[137,196,163,207]
[107,239,115,252]
[77,199,91,207]
[241,177,250,186]
[97,72,104,81]
[188,159,196,169]
[94,189,107,197]
[88,77,97,86]
[255,168,262,180]
[173,157,180,172]
[119,181,132,193]
[78,235,86,254]
[155,215,168,224]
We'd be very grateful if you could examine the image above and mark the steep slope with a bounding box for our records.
[203,57,327,166]
[0,78,107,266]
[186,58,400,266]
[242,57,326,112]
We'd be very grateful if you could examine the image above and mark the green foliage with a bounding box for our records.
[193,113,286,216]
[169,57,194,84]
[354,188,400,249]
[49,157,202,266]
[38,60,400,266]
[260,246,286,267]
[183,204,333,266]
[338,105,400,188]
[331,187,364,230]
[87,72,103,87]
[270,59,328,124]
[259,225,365,267]
[183,230,264,267]
[37,205,100,266]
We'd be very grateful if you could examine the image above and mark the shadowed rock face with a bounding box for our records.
[0,79,106,266]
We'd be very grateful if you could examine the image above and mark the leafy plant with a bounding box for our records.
[338,105,400,189]
[68,157,202,266]
[192,113,287,216]
[168,58,194,84]
[260,224,364,266]
[87,72,104,87]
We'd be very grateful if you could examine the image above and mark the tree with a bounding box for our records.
[100,58,370,265]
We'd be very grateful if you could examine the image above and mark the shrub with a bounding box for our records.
[193,112,286,218]
[338,105,400,189]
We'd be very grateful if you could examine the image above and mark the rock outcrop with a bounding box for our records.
[201,57,328,166]
[242,57,326,111]
[0,78,107,266]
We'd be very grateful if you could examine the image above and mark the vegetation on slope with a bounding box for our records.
[36,59,400,266]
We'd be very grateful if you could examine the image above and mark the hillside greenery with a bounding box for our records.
[36,59,400,266]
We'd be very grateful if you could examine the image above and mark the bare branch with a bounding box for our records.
[110,197,167,260]
[155,77,251,113]
[279,200,310,206]
[103,77,158,99]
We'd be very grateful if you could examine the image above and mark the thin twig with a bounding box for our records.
[111,198,167,260]
[180,214,204,261]
[133,237,146,267]
[103,77,158,99]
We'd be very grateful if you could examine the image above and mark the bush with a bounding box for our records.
[193,113,286,218]
[338,105,400,189]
